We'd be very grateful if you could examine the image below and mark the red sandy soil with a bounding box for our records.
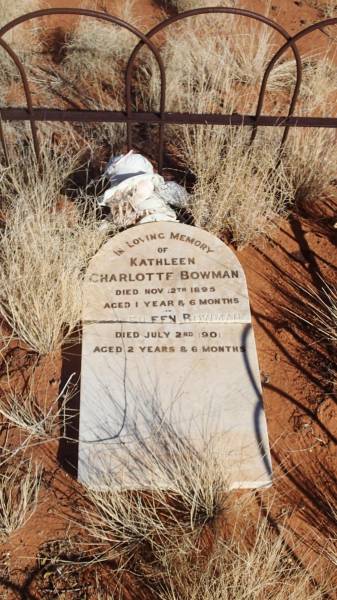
[0,1,337,599]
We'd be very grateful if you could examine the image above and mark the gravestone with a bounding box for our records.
[78,222,272,489]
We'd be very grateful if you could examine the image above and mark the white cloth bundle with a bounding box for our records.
[98,150,189,228]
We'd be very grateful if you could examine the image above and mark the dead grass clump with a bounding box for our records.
[183,123,336,246]
[83,440,228,567]
[142,6,320,117]
[0,375,74,442]
[139,16,337,241]
[159,515,328,599]
[142,18,284,114]
[290,278,337,392]
[278,49,337,201]
[269,50,337,110]
[0,458,41,540]
[296,281,337,344]
[265,52,337,102]
[299,54,337,113]
[141,19,334,247]
[306,1,337,17]
[139,20,294,248]
[0,0,39,29]
[81,398,229,572]
[64,22,133,86]
[282,127,337,203]
[166,0,235,10]
[0,0,40,102]
[178,127,292,247]
[63,0,141,154]
[83,467,331,599]
[0,142,110,354]
[64,0,140,86]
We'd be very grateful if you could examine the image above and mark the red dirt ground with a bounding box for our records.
[0,1,336,598]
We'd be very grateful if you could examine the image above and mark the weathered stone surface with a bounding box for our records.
[83,221,250,324]
[78,222,272,489]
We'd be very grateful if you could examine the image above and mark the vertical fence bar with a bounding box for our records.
[0,115,9,167]
[126,41,166,173]
[252,42,302,150]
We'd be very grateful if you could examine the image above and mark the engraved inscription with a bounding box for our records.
[83,222,251,323]
[79,222,272,490]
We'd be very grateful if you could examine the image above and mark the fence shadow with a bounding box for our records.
[58,330,82,478]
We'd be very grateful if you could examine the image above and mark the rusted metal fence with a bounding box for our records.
[0,7,337,173]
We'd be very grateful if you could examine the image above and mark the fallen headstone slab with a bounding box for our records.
[78,222,272,489]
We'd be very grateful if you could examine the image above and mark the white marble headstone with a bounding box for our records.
[78,222,272,489]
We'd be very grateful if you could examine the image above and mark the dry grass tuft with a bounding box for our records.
[306,0,337,17]
[140,19,337,245]
[78,395,329,598]
[64,0,139,86]
[138,18,293,247]
[0,141,111,354]
[291,278,337,390]
[0,374,74,442]
[83,438,228,567]
[266,50,337,108]
[159,513,329,599]
[83,461,331,599]
[300,282,337,344]
[0,458,41,540]
[166,0,235,10]
[299,54,337,112]
[278,49,337,202]
[0,0,40,103]
[139,18,337,246]
[80,395,229,572]
[282,127,337,203]
[63,0,142,153]
[0,0,39,29]
[177,127,292,247]
[142,17,284,114]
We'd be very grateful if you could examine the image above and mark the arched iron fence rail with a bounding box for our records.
[0,7,336,172]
